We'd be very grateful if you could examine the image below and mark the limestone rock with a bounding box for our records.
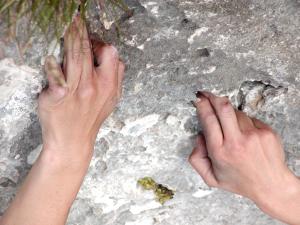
[1,0,300,224]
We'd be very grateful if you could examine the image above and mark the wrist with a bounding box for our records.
[39,143,94,173]
[254,170,300,224]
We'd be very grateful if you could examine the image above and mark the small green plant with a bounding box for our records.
[0,0,129,57]
[0,0,129,38]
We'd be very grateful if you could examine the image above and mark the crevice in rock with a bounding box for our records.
[237,80,287,111]
[0,177,16,188]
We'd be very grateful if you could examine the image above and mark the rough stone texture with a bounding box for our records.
[1,0,300,224]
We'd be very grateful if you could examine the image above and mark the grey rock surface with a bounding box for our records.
[1,0,300,224]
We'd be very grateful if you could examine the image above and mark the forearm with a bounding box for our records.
[0,146,93,225]
[255,173,300,225]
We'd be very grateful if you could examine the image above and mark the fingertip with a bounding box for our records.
[196,91,210,98]
[194,94,209,110]
[95,45,120,79]
[94,44,119,64]
[103,45,119,59]
[194,91,211,108]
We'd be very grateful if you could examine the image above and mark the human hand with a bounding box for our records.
[0,17,125,225]
[189,91,300,224]
[38,17,125,162]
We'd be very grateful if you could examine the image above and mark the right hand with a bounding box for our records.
[189,91,300,224]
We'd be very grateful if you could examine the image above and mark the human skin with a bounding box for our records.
[0,16,124,225]
[190,91,300,225]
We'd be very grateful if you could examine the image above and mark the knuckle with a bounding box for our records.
[234,142,245,152]
[79,39,92,54]
[245,130,260,143]
[218,98,233,114]
[226,139,245,153]
[260,129,276,141]
[213,150,228,164]
[71,51,82,61]
[81,39,91,49]
[78,84,96,99]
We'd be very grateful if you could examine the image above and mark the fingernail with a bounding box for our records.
[195,92,204,102]
[195,91,204,98]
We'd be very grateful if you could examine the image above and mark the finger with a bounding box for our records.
[189,135,218,187]
[200,92,242,140]
[44,55,67,88]
[75,17,93,82]
[194,93,223,149]
[94,44,119,84]
[235,110,255,132]
[117,61,125,99]
[64,16,92,88]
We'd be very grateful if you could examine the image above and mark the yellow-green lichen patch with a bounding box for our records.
[137,177,174,205]
[154,184,174,204]
[137,177,157,190]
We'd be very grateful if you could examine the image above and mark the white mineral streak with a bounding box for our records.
[166,115,180,126]
[125,217,154,225]
[141,2,157,9]
[130,201,161,214]
[120,114,160,136]
[192,189,214,198]
[188,27,209,44]
[27,144,43,165]
[203,66,217,74]
[137,44,145,50]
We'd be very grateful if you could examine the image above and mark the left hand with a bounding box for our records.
[38,16,125,162]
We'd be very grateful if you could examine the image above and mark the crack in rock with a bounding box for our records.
[237,80,287,115]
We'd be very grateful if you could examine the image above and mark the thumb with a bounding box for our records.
[189,134,218,188]
[41,56,68,104]
[44,55,67,88]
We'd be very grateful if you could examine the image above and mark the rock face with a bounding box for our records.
[0,0,300,224]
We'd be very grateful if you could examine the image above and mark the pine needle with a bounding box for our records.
[0,0,129,42]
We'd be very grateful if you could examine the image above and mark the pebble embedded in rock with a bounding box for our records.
[197,48,210,57]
